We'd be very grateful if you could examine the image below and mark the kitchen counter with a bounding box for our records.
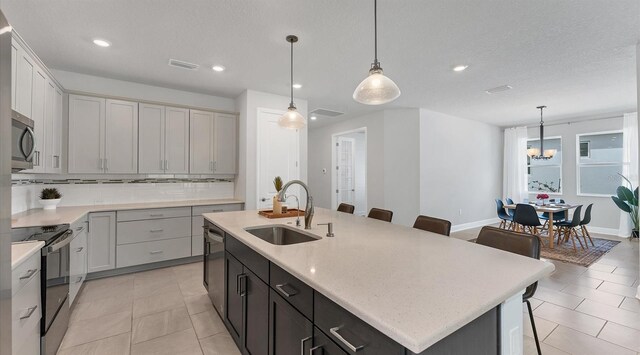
[204,208,555,353]
[12,241,44,270]
[12,199,244,228]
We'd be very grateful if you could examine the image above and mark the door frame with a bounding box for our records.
[256,107,300,209]
[331,127,367,213]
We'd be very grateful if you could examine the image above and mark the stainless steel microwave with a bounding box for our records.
[11,109,35,172]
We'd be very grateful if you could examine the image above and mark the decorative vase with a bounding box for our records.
[272,195,282,214]
[39,198,61,210]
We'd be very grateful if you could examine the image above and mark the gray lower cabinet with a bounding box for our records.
[269,289,313,355]
[225,252,269,355]
[88,212,116,273]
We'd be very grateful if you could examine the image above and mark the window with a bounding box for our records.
[527,137,562,193]
[577,131,624,196]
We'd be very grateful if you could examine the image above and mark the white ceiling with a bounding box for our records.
[1,0,638,127]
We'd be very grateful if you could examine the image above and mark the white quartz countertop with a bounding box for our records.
[204,208,555,353]
[12,199,244,228]
[12,241,44,270]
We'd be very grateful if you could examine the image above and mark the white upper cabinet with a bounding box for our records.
[189,109,215,174]
[138,103,165,174]
[69,95,105,173]
[213,113,237,174]
[25,68,46,173]
[11,41,17,110]
[105,99,138,174]
[164,107,189,174]
[139,104,189,174]
[13,39,34,117]
[45,81,63,173]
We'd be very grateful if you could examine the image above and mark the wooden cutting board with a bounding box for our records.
[258,209,305,219]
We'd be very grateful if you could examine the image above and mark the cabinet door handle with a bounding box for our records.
[210,209,224,213]
[75,276,83,283]
[54,155,60,168]
[236,274,241,295]
[276,283,298,298]
[20,305,38,320]
[165,160,169,171]
[213,161,217,172]
[310,345,324,355]
[149,229,164,233]
[160,159,164,170]
[239,274,247,296]
[19,269,37,280]
[99,158,103,170]
[330,327,365,352]
[149,250,163,255]
[300,336,312,355]
[75,247,84,253]
[149,213,164,217]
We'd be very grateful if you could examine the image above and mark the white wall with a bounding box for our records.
[235,90,308,209]
[308,109,421,227]
[420,109,503,227]
[527,116,623,233]
[51,69,236,112]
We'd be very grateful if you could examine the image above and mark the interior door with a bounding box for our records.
[105,99,138,173]
[257,109,300,209]
[336,137,355,206]
[138,103,165,173]
[165,107,189,174]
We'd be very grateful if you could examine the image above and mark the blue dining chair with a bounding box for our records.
[579,204,594,247]
[495,199,513,229]
[539,199,566,229]
[513,204,543,238]
[505,198,516,218]
[556,205,584,252]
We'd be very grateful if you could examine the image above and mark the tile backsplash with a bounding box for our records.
[12,180,235,214]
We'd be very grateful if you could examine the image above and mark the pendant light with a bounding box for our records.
[279,35,306,129]
[353,0,401,105]
[527,106,556,160]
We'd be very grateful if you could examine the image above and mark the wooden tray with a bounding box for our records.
[258,209,305,219]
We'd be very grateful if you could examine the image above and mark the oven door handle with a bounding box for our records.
[47,230,73,253]
[20,126,36,162]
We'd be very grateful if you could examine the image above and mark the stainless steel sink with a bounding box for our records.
[245,225,320,245]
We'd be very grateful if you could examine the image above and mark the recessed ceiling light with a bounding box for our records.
[212,65,225,72]
[310,115,317,120]
[292,83,302,89]
[92,39,111,47]
[453,65,468,72]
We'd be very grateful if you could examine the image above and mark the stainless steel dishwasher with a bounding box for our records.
[203,223,225,316]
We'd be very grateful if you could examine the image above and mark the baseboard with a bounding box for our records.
[451,218,501,233]
[587,226,624,237]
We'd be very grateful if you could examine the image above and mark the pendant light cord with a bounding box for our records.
[290,39,294,108]
[373,0,379,67]
[538,106,545,154]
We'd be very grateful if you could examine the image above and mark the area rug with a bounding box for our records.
[469,237,620,267]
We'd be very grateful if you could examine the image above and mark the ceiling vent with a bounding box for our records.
[310,108,344,117]
[485,85,513,94]
[168,59,199,70]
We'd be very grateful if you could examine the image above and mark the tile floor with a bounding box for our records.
[58,231,639,355]
[57,262,239,355]
[452,228,640,355]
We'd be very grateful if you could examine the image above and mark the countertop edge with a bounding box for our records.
[11,241,44,270]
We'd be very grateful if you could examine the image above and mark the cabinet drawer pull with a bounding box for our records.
[149,214,164,217]
[19,269,37,280]
[20,306,38,320]
[75,247,84,253]
[276,283,299,297]
[238,274,247,296]
[149,250,163,255]
[75,226,84,232]
[301,336,312,355]
[310,345,323,355]
[75,276,83,283]
[149,229,164,233]
[330,327,365,352]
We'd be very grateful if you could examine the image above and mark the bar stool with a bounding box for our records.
[337,203,355,214]
[367,208,393,222]
[413,215,451,236]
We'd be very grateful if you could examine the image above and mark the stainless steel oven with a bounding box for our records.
[12,224,71,355]
[11,109,35,172]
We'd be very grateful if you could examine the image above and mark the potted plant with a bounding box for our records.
[611,175,639,238]
[39,188,62,210]
[273,176,284,214]
[536,193,550,206]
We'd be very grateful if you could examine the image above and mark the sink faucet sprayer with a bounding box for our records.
[277,180,314,229]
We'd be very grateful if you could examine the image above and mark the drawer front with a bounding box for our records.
[117,217,191,245]
[314,292,404,355]
[12,272,41,354]
[225,234,269,283]
[116,237,191,268]
[70,216,88,235]
[270,263,313,320]
[192,235,204,256]
[117,207,191,222]
[192,203,243,216]
[11,250,40,297]
[192,216,204,237]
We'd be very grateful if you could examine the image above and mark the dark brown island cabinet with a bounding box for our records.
[206,220,499,355]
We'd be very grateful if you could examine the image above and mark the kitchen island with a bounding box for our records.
[204,208,554,354]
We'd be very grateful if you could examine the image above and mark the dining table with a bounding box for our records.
[504,203,579,249]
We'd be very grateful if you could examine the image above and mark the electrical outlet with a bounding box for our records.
[459,209,462,216]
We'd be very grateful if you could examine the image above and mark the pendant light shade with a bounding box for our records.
[353,0,400,105]
[279,35,306,129]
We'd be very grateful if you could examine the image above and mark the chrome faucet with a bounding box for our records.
[277,180,314,229]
